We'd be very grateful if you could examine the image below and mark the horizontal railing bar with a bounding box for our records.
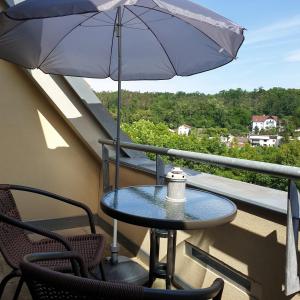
[98,138,300,180]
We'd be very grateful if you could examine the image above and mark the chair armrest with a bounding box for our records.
[22,251,89,277]
[144,278,224,300]
[1,184,96,234]
[0,213,73,251]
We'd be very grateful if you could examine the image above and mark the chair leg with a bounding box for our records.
[0,270,19,299]
[88,264,106,281]
[12,277,24,300]
[213,287,224,300]
[99,262,106,281]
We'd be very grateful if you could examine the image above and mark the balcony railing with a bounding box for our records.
[99,138,300,296]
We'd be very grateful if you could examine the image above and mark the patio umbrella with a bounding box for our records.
[0,0,244,275]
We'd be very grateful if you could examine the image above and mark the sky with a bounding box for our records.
[86,0,300,94]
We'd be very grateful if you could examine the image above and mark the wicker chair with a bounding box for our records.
[0,184,106,300]
[21,251,224,300]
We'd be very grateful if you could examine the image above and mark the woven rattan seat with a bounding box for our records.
[0,184,105,299]
[21,251,224,300]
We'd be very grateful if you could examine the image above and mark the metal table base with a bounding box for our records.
[149,229,181,289]
[102,256,149,286]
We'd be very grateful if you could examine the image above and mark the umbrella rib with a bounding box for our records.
[103,11,115,22]
[133,4,235,58]
[125,6,177,76]
[38,11,104,70]
[123,4,158,26]
[80,24,114,28]
[108,11,119,77]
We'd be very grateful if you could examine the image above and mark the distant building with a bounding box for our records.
[177,124,192,136]
[251,115,278,132]
[248,135,282,147]
[220,135,234,146]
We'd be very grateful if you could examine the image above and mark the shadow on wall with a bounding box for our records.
[188,202,297,300]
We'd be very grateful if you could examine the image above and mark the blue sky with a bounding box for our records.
[86,0,300,94]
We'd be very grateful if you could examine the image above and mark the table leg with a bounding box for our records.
[156,232,160,265]
[149,229,181,289]
[166,230,176,289]
[148,228,157,287]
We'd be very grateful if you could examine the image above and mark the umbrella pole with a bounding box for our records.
[103,8,148,285]
[115,6,122,192]
[111,6,122,265]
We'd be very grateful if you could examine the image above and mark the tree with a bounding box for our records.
[121,120,300,191]
[97,88,300,135]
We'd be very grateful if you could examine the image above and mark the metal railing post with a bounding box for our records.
[285,180,300,296]
[102,144,112,193]
[156,155,165,185]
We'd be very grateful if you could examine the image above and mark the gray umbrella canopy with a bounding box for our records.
[0,0,244,80]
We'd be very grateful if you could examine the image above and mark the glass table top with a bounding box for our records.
[101,185,237,230]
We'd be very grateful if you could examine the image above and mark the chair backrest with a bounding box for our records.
[21,258,144,300]
[0,186,31,269]
[21,253,224,300]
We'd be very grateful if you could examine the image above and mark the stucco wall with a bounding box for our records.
[0,60,101,220]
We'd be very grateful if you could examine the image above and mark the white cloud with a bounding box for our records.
[249,36,300,50]
[245,15,300,45]
[285,49,300,62]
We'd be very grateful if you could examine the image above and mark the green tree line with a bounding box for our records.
[97,87,300,135]
[121,120,300,191]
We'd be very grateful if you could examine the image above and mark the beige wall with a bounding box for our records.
[0,60,101,220]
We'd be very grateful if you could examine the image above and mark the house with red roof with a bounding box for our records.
[251,115,278,132]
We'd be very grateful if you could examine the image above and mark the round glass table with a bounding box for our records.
[101,185,237,289]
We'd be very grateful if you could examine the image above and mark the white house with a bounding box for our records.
[220,135,234,146]
[177,124,192,136]
[248,135,283,147]
[251,115,278,132]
